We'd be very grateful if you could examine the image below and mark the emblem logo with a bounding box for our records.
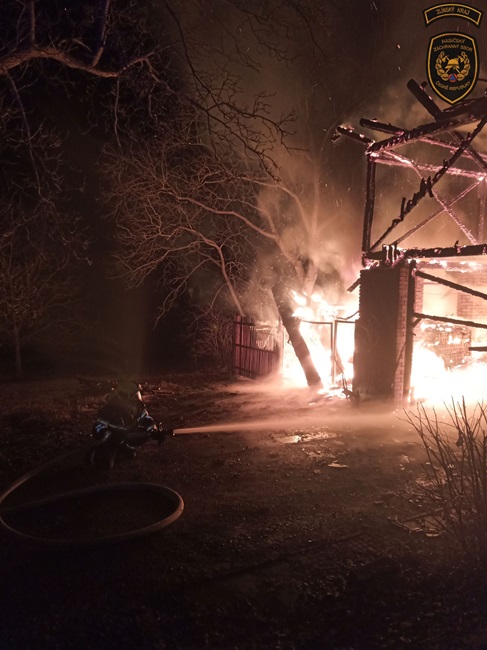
[427,32,478,104]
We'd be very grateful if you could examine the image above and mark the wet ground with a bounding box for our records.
[0,373,487,648]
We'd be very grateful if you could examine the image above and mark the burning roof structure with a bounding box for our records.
[335,80,487,405]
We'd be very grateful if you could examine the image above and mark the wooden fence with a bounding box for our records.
[233,316,283,379]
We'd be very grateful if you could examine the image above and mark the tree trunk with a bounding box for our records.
[13,323,22,379]
[272,285,322,388]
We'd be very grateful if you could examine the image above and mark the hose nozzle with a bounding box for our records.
[151,426,174,444]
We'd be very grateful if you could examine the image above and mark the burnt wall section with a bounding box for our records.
[353,263,415,403]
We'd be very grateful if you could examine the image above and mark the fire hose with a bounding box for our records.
[0,441,184,546]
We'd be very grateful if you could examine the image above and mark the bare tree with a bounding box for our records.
[1,0,338,383]
[0,0,176,375]
[0,0,171,198]
[103,116,341,385]
[100,0,341,385]
[105,2,344,385]
[0,200,87,378]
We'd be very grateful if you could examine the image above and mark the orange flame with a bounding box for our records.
[282,290,357,392]
[411,338,487,405]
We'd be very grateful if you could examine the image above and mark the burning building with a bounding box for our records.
[337,80,487,405]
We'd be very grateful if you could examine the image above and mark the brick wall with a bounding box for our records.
[354,262,415,402]
[393,265,411,402]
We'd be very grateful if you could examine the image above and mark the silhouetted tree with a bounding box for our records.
[1,0,339,384]
[0,199,87,377]
[101,0,341,386]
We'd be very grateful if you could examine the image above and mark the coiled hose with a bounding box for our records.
[0,442,184,546]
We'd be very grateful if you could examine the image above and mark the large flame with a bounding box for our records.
[281,287,487,406]
[282,290,357,392]
[411,330,487,405]
[410,260,487,406]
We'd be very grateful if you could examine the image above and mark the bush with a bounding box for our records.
[406,399,487,571]
[185,306,234,372]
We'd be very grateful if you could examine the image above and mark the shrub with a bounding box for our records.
[185,306,234,372]
[406,399,487,571]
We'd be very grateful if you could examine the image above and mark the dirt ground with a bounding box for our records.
[1,372,487,649]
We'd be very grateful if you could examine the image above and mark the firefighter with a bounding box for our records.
[87,379,172,468]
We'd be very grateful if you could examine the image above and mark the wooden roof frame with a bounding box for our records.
[335,79,487,266]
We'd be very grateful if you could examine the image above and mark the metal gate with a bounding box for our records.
[233,316,283,379]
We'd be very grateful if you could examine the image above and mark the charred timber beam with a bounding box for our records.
[420,136,487,162]
[359,118,404,135]
[333,125,373,145]
[479,182,486,241]
[362,84,487,168]
[382,151,478,244]
[396,79,487,173]
[415,269,487,301]
[452,131,487,172]
[369,117,487,252]
[374,154,486,180]
[365,242,487,261]
[362,116,487,164]
[337,122,487,173]
[413,312,487,330]
[379,133,487,164]
[368,114,483,153]
[436,197,477,244]
[362,157,376,258]
[394,181,480,246]
[435,96,487,121]
[407,80,487,172]
[407,78,487,124]
[407,79,442,119]
[347,277,361,293]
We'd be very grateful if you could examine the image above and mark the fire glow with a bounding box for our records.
[410,258,487,405]
[282,276,487,406]
[411,327,487,405]
[282,290,357,393]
